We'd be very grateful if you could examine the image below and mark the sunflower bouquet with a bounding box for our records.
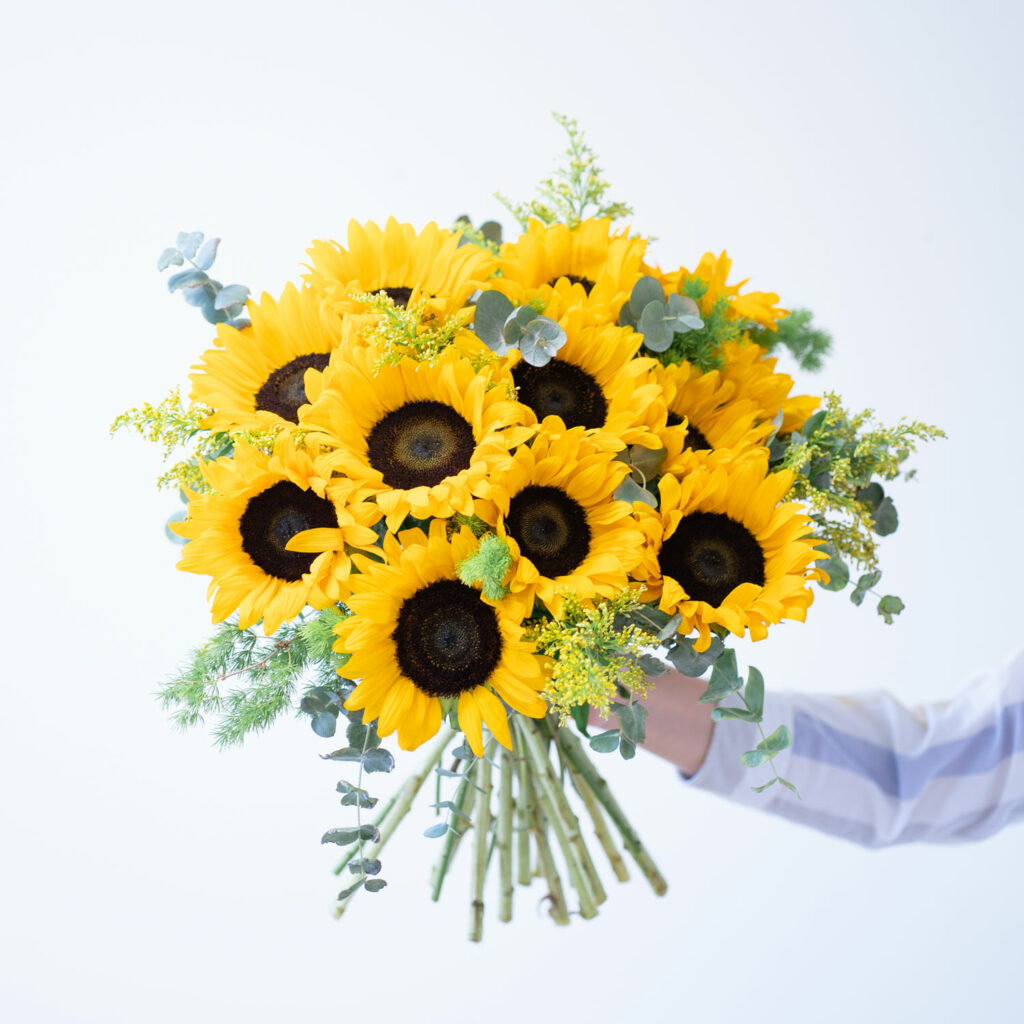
[115,115,941,940]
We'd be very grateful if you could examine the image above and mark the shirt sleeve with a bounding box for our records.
[683,649,1024,847]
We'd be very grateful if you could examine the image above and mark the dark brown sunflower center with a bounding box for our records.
[511,359,608,430]
[382,286,413,307]
[665,412,712,451]
[238,480,338,582]
[254,353,331,422]
[505,485,591,578]
[394,579,503,697]
[548,273,596,295]
[659,511,765,607]
[366,400,476,490]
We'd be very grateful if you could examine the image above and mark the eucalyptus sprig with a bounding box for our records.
[158,231,250,327]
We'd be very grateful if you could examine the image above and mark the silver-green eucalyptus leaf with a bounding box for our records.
[629,276,665,317]
[518,316,566,366]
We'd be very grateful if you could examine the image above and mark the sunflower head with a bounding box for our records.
[189,283,344,433]
[507,317,666,452]
[475,426,645,618]
[304,218,496,323]
[654,361,774,475]
[491,218,648,325]
[336,523,548,755]
[172,435,380,634]
[635,459,823,650]
[299,345,532,531]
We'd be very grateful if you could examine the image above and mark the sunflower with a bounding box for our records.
[654,361,773,476]
[172,437,381,634]
[189,283,344,433]
[299,345,533,531]
[507,315,665,451]
[635,458,823,651]
[336,522,548,754]
[492,218,647,324]
[304,218,496,321]
[719,341,820,434]
[474,426,646,618]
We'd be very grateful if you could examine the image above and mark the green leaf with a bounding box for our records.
[518,316,566,366]
[311,710,338,738]
[664,635,725,676]
[801,410,827,439]
[656,612,684,643]
[637,653,669,677]
[855,482,884,510]
[628,443,667,480]
[699,649,742,703]
[618,737,637,760]
[877,594,905,624]
[364,878,388,893]
[321,825,380,846]
[502,305,540,348]
[614,702,646,744]
[629,276,665,318]
[473,290,516,352]
[744,666,765,719]
[778,778,801,796]
[322,746,363,762]
[157,247,183,270]
[361,748,395,774]
[740,750,768,768]
[665,292,703,332]
[638,300,675,352]
[752,777,778,793]
[816,543,850,591]
[336,780,377,809]
[871,496,899,536]
[757,724,791,756]
[589,730,620,753]
[711,706,760,723]
[348,857,382,876]
[423,823,449,839]
[570,703,591,736]
[450,740,476,761]
[337,878,366,900]
[613,475,657,508]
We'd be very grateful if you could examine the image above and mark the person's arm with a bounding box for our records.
[614,649,1024,848]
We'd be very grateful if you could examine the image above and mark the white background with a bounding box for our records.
[3,1,1022,1021]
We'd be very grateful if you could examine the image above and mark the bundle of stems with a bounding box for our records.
[333,715,667,941]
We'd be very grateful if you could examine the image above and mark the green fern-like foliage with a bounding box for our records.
[159,606,350,747]
[751,308,833,372]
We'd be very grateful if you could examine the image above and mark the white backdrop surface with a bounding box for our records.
[3,1,1023,1022]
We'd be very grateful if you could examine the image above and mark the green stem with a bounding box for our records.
[497,748,514,923]
[522,758,569,926]
[513,748,532,886]
[517,718,600,919]
[429,760,478,901]
[469,741,495,943]
[562,751,630,884]
[550,721,668,897]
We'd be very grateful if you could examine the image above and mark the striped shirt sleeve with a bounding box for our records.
[683,649,1024,847]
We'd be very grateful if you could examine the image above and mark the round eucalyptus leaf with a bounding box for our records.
[638,300,674,352]
[629,276,665,317]
[518,316,566,366]
[502,304,539,348]
[613,475,657,508]
[871,496,899,536]
[666,292,704,331]
[474,290,515,351]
